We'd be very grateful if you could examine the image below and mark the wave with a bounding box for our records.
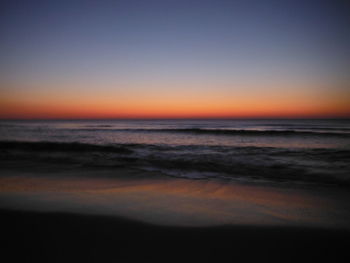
[1,140,349,187]
[73,128,350,137]
[0,141,133,154]
[166,128,350,136]
[83,125,114,128]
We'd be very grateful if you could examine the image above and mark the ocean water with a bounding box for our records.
[1,119,350,186]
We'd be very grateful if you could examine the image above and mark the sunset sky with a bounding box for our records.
[1,0,349,119]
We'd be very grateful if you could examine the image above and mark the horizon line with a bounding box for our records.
[1,116,349,121]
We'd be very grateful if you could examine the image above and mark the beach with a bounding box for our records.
[2,209,350,263]
[1,158,350,228]
[1,159,350,262]
[2,0,349,261]
[1,119,350,262]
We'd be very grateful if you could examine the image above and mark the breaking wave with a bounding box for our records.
[1,140,350,187]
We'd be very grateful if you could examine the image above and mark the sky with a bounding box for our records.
[0,0,349,119]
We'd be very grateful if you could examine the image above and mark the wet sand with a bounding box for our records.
[1,165,350,228]
[1,161,350,262]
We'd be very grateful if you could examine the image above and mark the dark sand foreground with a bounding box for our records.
[2,209,349,263]
[1,159,350,262]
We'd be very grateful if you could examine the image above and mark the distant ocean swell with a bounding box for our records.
[1,140,349,187]
[71,128,350,137]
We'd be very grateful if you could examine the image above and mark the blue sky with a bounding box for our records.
[1,0,349,118]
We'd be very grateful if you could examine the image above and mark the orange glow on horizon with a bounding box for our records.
[1,98,349,119]
[1,82,349,119]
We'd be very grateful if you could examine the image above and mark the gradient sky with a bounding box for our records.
[1,0,349,119]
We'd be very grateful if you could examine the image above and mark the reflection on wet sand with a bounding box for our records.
[0,169,349,228]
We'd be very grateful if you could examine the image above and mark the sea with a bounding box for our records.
[1,119,350,187]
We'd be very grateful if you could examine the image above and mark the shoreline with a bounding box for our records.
[1,152,350,262]
[1,166,350,229]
